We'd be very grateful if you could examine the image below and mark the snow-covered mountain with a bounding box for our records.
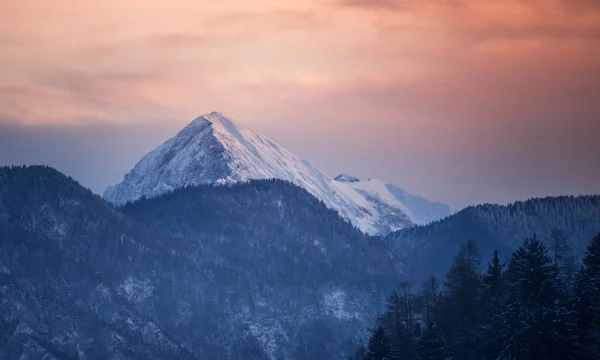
[105,112,453,234]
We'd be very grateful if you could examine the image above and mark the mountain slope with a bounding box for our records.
[120,179,405,359]
[385,184,456,225]
[0,166,200,359]
[104,112,452,234]
[385,195,600,282]
[0,166,403,359]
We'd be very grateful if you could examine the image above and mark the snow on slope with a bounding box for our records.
[105,112,452,234]
[385,184,456,225]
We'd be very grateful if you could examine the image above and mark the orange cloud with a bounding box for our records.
[1,0,598,123]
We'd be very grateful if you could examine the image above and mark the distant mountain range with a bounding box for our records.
[104,112,454,235]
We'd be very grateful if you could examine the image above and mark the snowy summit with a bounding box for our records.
[105,112,453,234]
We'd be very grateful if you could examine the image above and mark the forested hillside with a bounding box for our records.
[0,166,200,359]
[353,234,600,360]
[2,166,599,359]
[122,179,405,359]
[0,166,403,359]
[386,196,600,282]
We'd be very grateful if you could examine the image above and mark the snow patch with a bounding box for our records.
[15,322,34,335]
[0,261,10,275]
[249,322,286,360]
[175,301,193,326]
[125,318,136,331]
[119,277,153,302]
[324,289,357,320]
[95,284,111,300]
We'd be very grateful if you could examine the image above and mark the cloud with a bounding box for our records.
[74,33,213,63]
[0,69,187,125]
[1,0,599,206]
[339,0,599,10]
[338,0,600,46]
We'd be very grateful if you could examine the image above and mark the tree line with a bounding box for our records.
[352,232,600,360]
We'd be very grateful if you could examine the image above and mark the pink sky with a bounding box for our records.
[1,0,599,207]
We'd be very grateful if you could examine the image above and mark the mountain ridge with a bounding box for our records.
[385,193,600,282]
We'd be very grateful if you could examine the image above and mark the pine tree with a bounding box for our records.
[351,234,600,360]
[550,229,577,297]
[439,240,483,360]
[416,323,449,360]
[501,235,575,360]
[379,282,414,360]
[366,326,394,360]
[421,276,440,325]
[506,235,556,305]
[480,249,505,359]
[483,250,504,297]
[575,234,600,359]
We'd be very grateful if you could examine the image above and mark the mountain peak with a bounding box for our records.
[186,111,231,127]
[202,111,229,123]
[177,112,243,144]
[105,114,453,234]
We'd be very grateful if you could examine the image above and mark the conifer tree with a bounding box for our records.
[353,234,600,360]
[575,234,600,358]
[365,326,394,360]
[506,235,556,304]
[480,249,505,359]
[572,265,596,359]
[550,229,577,297]
[483,249,504,296]
[416,323,448,360]
[421,276,440,325]
[379,282,413,360]
[439,240,483,360]
[501,235,575,360]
